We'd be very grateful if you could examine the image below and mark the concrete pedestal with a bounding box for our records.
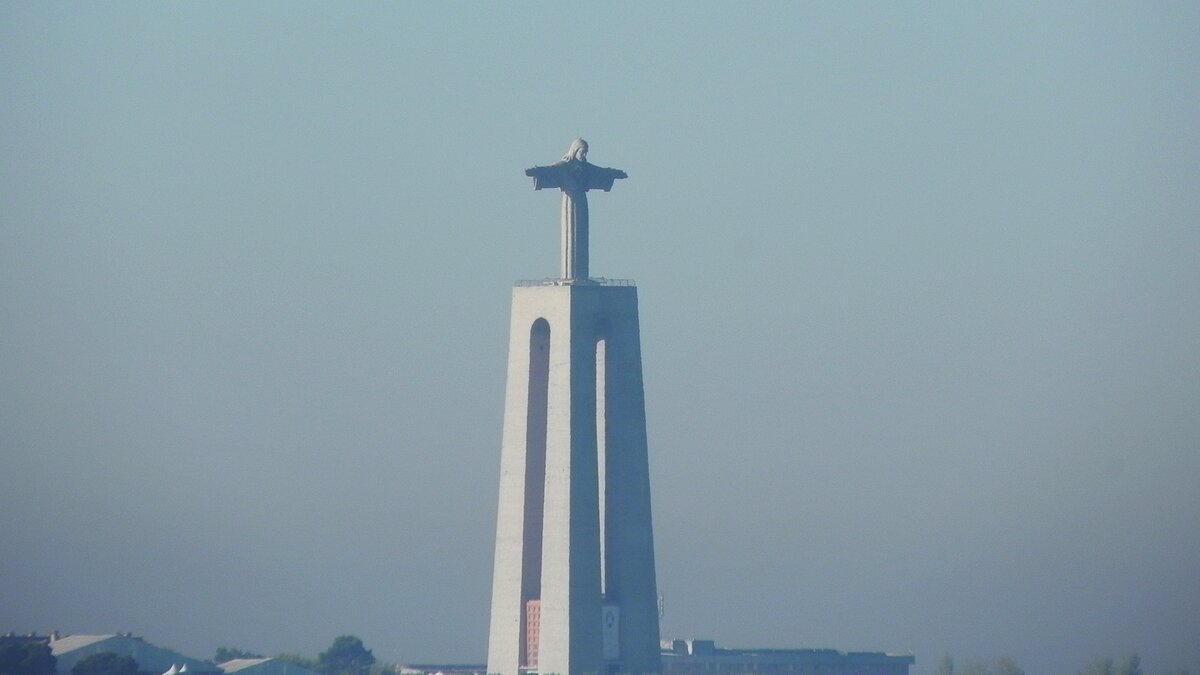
[487,281,660,675]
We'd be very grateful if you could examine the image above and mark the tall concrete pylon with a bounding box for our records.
[487,140,661,675]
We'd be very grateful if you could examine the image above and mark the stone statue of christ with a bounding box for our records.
[525,139,627,280]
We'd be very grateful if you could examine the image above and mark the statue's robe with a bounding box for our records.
[525,157,627,280]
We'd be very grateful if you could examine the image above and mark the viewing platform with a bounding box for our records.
[514,276,635,287]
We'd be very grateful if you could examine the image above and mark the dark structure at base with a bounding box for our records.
[662,640,915,675]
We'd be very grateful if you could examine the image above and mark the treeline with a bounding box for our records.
[0,642,56,675]
[0,635,383,675]
[216,636,385,675]
[935,655,1025,675]
[934,652,1190,675]
[0,646,148,675]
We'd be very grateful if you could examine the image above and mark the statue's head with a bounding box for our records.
[562,138,588,163]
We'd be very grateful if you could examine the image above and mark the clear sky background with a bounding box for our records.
[2,3,1198,674]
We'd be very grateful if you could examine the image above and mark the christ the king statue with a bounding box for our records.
[526,138,627,281]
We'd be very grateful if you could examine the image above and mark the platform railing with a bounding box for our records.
[514,277,635,287]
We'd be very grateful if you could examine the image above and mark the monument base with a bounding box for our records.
[487,282,660,675]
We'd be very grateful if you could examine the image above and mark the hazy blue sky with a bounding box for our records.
[2,3,1197,674]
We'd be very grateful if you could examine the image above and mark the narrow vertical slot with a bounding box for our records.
[595,332,608,596]
[521,318,551,667]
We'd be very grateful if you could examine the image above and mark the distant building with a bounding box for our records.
[219,658,320,675]
[48,634,219,675]
[661,639,915,675]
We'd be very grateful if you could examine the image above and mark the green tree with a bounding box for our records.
[71,653,139,675]
[959,661,990,675]
[1078,655,1146,675]
[1079,657,1115,675]
[274,655,318,671]
[317,637,374,675]
[1116,654,1142,675]
[0,642,57,675]
[366,663,394,675]
[935,655,954,675]
[214,649,264,664]
[993,657,1024,675]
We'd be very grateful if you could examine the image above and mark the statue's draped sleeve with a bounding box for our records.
[526,161,628,192]
[525,164,566,190]
[583,165,627,192]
